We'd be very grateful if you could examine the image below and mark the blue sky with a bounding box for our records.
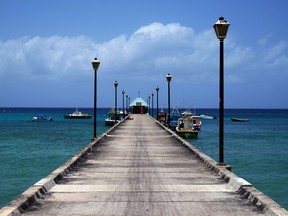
[0,0,287,108]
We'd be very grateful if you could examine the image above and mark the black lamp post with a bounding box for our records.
[126,94,128,114]
[122,90,125,119]
[91,58,100,139]
[151,92,154,118]
[148,96,151,115]
[166,73,172,128]
[128,97,131,113]
[114,81,118,124]
[156,86,159,120]
[213,17,230,165]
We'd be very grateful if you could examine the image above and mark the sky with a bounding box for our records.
[0,0,288,109]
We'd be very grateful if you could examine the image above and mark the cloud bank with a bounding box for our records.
[0,23,287,108]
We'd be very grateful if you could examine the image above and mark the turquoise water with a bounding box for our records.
[0,108,287,210]
[189,109,288,210]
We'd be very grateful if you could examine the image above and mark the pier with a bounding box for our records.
[1,114,287,215]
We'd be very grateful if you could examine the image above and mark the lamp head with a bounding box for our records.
[213,17,230,40]
[166,73,172,82]
[91,58,100,71]
[114,81,118,87]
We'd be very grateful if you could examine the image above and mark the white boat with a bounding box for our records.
[181,107,194,116]
[176,116,199,139]
[32,114,53,121]
[64,108,91,119]
[181,107,202,130]
[200,114,216,120]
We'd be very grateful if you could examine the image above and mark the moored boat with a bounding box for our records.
[105,108,123,126]
[176,116,199,139]
[157,109,166,125]
[32,114,53,121]
[231,117,249,122]
[169,107,181,131]
[181,107,193,117]
[180,107,202,130]
[200,114,216,120]
[64,108,91,119]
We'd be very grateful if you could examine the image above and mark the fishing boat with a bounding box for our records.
[64,108,92,119]
[32,114,53,121]
[231,117,249,122]
[169,107,181,131]
[181,107,193,116]
[180,107,202,130]
[176,116,199,139]
[105,108,123,126]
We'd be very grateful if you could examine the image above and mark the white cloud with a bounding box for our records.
[0,22,287,107]
[0,35,96,81]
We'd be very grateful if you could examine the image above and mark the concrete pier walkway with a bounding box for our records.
[1,114,287,215]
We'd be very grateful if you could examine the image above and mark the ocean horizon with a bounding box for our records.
[0,107,287,210]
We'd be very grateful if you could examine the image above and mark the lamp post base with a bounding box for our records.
[217,163,231,171]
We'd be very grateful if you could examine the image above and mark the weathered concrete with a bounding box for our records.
[1,114,287,216]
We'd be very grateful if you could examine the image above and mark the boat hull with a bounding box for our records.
[176,128,198,139]
[32,116,53,121]
[231,118,249,122]
[105,119,120,126]
[64,115,92,119]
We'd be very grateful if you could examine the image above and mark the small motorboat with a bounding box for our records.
[32,114,53,121]
[231,117,249,122]
[200,114,216,120]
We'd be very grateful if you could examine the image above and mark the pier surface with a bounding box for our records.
[1,114,287,215]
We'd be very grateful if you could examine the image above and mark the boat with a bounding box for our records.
[231,117,249,122]
[157,109,166,124]
[176,115,199,139]
[181,107,193,117]
[169,107,181,131]
[181,107,202,130]
[200,114,217,120]
[64,108,92,119]
[105,108,123,126]
[32,114,53,121]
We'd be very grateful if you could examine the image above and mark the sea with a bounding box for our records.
[0,108,287,210]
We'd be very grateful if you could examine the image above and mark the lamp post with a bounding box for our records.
[128,97,131,113]
[122,90,125,119]
[126,94,128,113]
[91,58,100,139]
[151,92,154,118]
[156,86,159,120]
[148,96,151,115]
[114,81,118,124]
[213,17,230,165]
[166,73,172,128]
